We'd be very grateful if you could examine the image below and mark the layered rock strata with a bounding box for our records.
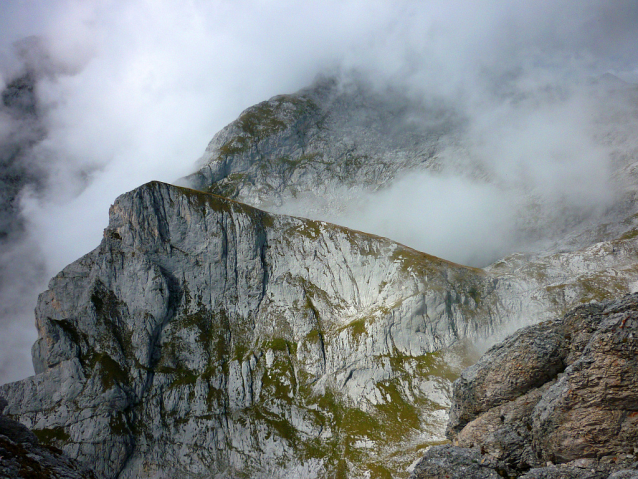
[411,293,638,478]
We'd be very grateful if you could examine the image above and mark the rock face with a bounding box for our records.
[184,75,463,215]
[0,396,96,478]
[3,63,638,479]
[2,180,638,478]
[411,294,638,478]
[0,181,513,478]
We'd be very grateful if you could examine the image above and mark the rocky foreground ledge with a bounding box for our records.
[0,397,95,478]
[410,294,638,479]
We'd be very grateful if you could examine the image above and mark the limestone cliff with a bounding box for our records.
[0,181,508,478]
[2,179,638,478]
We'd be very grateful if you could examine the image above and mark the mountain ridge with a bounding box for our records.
[2,173,638,477]
[3,72,638,478]
[1,181,503,478]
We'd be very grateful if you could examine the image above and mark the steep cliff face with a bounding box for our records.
[184,76,463,215]
[0,181,510,478]
[2,179,637,478]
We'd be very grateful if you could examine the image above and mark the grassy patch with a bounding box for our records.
[33,427,70,444]
[91,353,128,390]
[339,318,367,338]
[251,407,298,442]
[391,246,482,277]
[219,136,252,156]
[286,221,322,240]
[237,103,287,138]
[305,328,323,343]
[618,227,638,242]
[264,337,298,355]
[375,382,420,437]
[167,368,199,389]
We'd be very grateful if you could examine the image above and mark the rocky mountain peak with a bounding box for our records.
[1,181,507,478]
[2,76,638,478]
[184,75,463,215]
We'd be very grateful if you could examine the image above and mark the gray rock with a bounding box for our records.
[608,469,638,479]
[3,177,638,478]
[181,72,638,362]
[0,181,509,478]
[520,466,607,479]
[447,321,568,439]
[183,75,463,216]
[0,402,96,479]
[532,297,638,464]
[416,294,638,479]
[409,445,507,479]
[454,382,553,470]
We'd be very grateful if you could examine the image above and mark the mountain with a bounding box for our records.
[1,76,638,478]
[183,76,464,216]
[0,181,500,478]
[2,180,637,478]
[182,74,638,265]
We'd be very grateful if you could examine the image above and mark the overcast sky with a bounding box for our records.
[1,0,638,384]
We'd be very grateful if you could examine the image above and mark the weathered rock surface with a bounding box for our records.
[179,71,638,341]
[182,74,638,269]
[409,445,507,479]
[410,294,638,478]
[0,181,514,478]
[2,180,638,478]
[0,396,96,478]
[183,75,463,215]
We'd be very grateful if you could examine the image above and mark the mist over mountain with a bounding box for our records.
[0,0,637,447]
[1,2,638,477]
[0,35,85,384]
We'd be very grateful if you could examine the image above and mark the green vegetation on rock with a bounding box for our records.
[33,427,70,444]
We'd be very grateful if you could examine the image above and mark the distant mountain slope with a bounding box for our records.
[184,76,464,215]
[183,74,638,267]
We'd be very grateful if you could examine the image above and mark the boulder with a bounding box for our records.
[412,294,638,478]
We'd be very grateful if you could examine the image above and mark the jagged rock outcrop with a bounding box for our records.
[0,396,96,478]
[410,294,638,478]
[0,181,515,478]
[184,75,464,215]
